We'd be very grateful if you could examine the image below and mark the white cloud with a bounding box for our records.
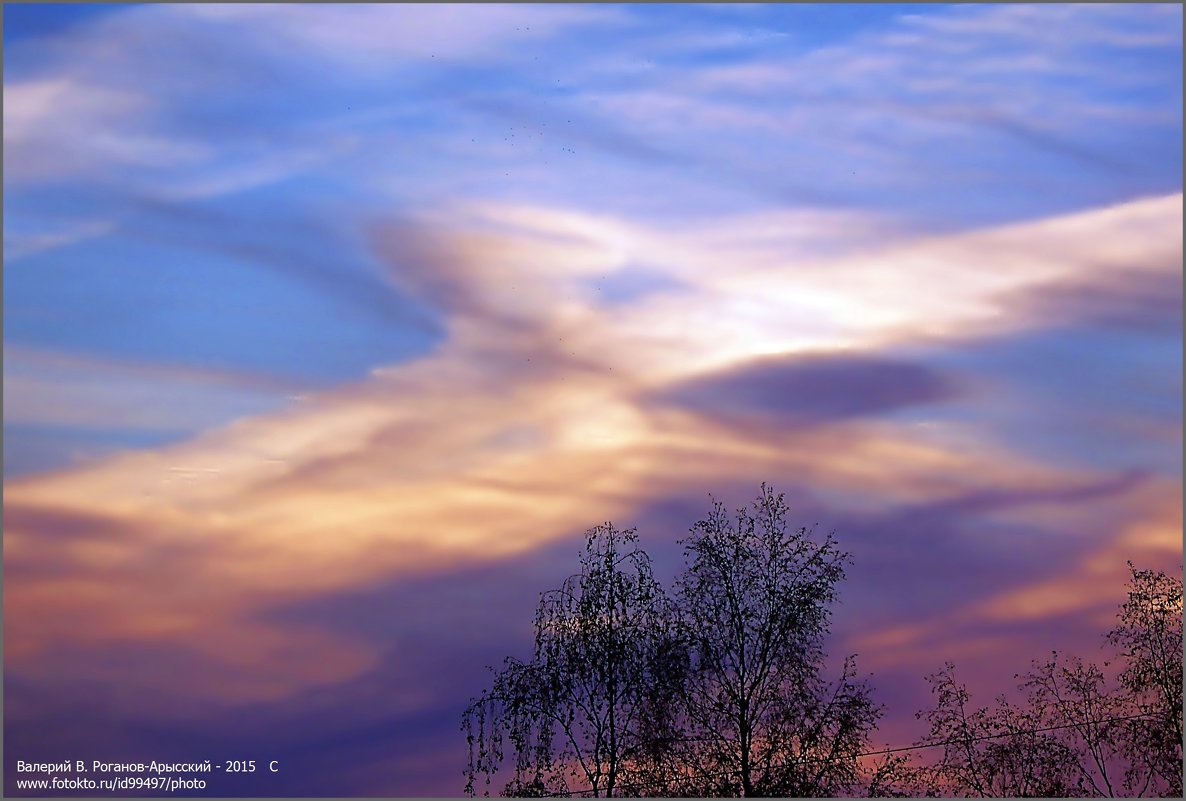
[566,2,1181,203]
[3,78,136,137]
[3,346,296,432]
[171,3,624,71]
[5,1,1177,221]
[3,218,115,260]
[491,192,1183,377]
[2,77,204,182]
[4,192,1180,713]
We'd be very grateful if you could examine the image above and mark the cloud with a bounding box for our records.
[554,3,1181,220]
[1003,263,1183,335]
[8,188,1176,500]
[9,0,1178,232]
[117,195,444,341]
[847,473,1180,667]
[599,193,1181,379]
[3,3,1181,776]
[2,3,1180,793]
[656,353,959,427]
[3,217,115,260]
[174,4,624,71]
[898,3,1182,51]
[2,2,627,202]
[370,194,1183,396]
[2,345,299,433]
[2,77,204,184]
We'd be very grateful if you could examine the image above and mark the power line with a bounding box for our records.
[517,712,1155,797]
[819,711,1153,762]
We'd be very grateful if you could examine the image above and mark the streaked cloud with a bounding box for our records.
[4,3,1180,795]
[656,353,959,427]
[4,345,302,429]
[3,216,115,260]
[7,191,1178,664]
[5,190,1181,793]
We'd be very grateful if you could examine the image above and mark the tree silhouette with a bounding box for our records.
[462,488,888,797]
[915,564,1183,797]
[1107,563,1183,796]
[462,524,678,797]
[461,487,1180,798]
[915,663,1082,797]
[663,485,883,797]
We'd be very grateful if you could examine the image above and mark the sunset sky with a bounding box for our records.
[3,3,1182,796]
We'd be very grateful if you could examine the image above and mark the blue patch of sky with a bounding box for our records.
[4,185,111,231]
[889,325,1182,474]
[18,2,1174,235]
[4,196,442,383]
[950,326,1180,421]
[5,2,1182,391]
[4,423,181,479]
[588,266,687,305]
[1,3,137,44]
[634,3,942,51]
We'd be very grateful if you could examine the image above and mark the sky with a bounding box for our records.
[2,2,1182,796]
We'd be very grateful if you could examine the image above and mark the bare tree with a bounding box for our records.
[667,484,882,797]
[1017,653,1131,796]
[916,563,1183,798]
[460,489,1183,798]
[463,524,678,797]
[916,664,1082,797]
[1107,563,1183,796]
[1016,564,1182,798]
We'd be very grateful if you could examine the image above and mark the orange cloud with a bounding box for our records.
[5,193,1180,713]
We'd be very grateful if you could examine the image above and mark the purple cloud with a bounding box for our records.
[655,352,960,427]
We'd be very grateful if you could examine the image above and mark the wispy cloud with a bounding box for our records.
[3,217,115,260]
[7,192,1179,675]
[4,3,1180,794]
